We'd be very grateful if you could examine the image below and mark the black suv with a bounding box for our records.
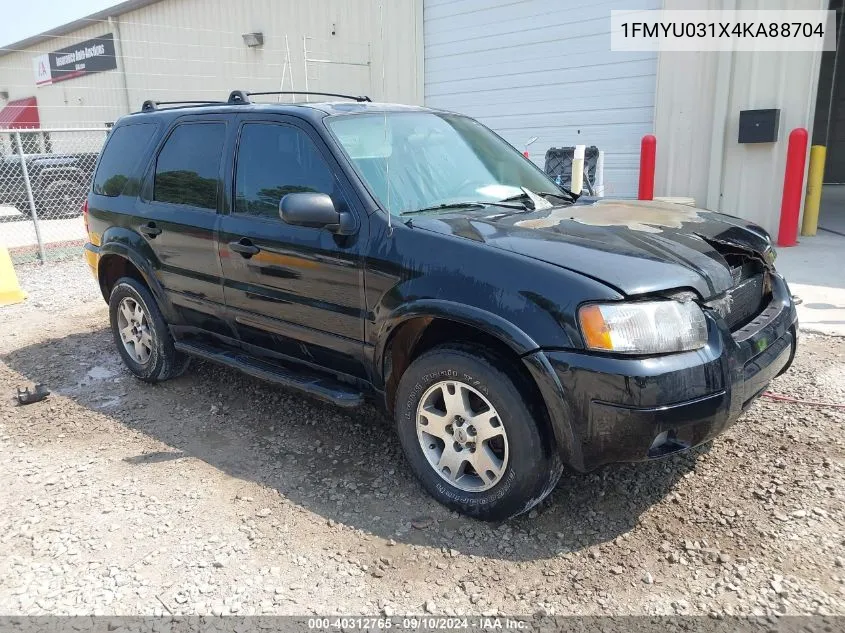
[84,91,798,521]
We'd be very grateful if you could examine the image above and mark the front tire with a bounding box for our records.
[394,344,562,521]
[108,277,190,382]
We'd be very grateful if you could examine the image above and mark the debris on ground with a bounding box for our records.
[15,383,49,405]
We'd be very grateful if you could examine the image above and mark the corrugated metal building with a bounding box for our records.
[424,0,661,198]
[0,0,423,130]
[422,0,830,236]
[0,0,835,235]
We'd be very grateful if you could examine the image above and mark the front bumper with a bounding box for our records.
[525,273,798,472]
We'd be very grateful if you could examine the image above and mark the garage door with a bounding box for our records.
[424,0,659,197]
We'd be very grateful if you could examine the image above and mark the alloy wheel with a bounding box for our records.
[116,296,153,365]
[415,380,509,492]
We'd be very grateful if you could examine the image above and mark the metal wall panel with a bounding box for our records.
[0,21,130,128]
[423,0,660,197]
[654,0,827,236]
[0,0,423,128]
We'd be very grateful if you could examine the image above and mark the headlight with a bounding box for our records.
[578,300,708,354]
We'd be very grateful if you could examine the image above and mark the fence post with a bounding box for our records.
[14,131,46,263]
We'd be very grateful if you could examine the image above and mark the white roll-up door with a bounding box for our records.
[424,0,659,197]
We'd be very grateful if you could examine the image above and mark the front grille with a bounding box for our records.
[707,272,768,331]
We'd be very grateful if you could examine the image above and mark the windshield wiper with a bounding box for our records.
[399,200,525,216]
[501,188,578,207]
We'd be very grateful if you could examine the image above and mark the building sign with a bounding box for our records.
[33,33,117,86]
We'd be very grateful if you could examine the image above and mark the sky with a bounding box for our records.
[0,0,119,48]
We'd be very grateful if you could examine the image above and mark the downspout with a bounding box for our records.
[414,0,424,105]
[109,16,132,116]
[705,0,736,212]
[824,5,844,148]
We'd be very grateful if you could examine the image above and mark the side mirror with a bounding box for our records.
[279,192,355,235]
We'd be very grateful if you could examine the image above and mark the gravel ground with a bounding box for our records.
[0,259,843,617]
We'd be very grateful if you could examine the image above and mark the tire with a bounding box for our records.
[34,177,86,219]
[394,343,562,521]
[108,277,190,382]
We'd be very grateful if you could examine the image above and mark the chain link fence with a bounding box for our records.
[0,128,108,264]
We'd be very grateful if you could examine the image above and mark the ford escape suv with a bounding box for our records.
[83,90,798,521]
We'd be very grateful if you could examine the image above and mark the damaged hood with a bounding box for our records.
[410,198,775,299]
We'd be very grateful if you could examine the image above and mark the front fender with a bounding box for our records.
[374,298,540,375]
[373,299,583,468]
[98,228,178,323]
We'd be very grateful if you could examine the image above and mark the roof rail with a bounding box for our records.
[239,91,372,103]
[141,90,373,113]
[141,99,227,112]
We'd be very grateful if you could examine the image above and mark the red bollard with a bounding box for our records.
[777,128,809,247]
[638,134,656,200]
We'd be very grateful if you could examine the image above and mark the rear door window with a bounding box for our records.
[93,123,157,197]
[153,122,225,210]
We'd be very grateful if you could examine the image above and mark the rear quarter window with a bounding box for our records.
[93,123,158,197]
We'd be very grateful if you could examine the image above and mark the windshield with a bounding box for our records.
[326,111,562,215]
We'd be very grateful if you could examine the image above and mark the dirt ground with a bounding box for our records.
[0,259,843,617]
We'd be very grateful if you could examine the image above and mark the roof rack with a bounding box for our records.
[141,99,227,112]
[230,90,371,104]
[139,90,373,113]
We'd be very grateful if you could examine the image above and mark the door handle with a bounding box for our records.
[229,239,260,258]
[139,222,162,238]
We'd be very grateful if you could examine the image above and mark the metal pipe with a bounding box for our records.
[109,16,132,116]
[302,36,310,102]
[638,135,656,200]
[777,128,809,247]
[705,0,736,212]
[802,145,826,236]
[306,59,370,67]
[14,131,46,263]
[824,8,844,149]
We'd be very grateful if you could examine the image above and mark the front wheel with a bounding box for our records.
[394,344,562,521]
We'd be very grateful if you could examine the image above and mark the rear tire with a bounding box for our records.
[35,177,86,219]
[108,277,190,382]
[394,343,562,521]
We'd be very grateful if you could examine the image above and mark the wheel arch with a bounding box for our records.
[96,240,177,323]
[376,300,538,373]
[377,302,566,456]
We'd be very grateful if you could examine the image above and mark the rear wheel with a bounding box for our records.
[108,277,190,382]
[394,344,562,521]
[33,177,86,219]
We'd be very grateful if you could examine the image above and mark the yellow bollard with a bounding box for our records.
[0,247,27,306]
[802,145,826,236]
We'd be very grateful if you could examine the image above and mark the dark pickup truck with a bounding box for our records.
[83,91,798,521]
[0,151,98,219]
